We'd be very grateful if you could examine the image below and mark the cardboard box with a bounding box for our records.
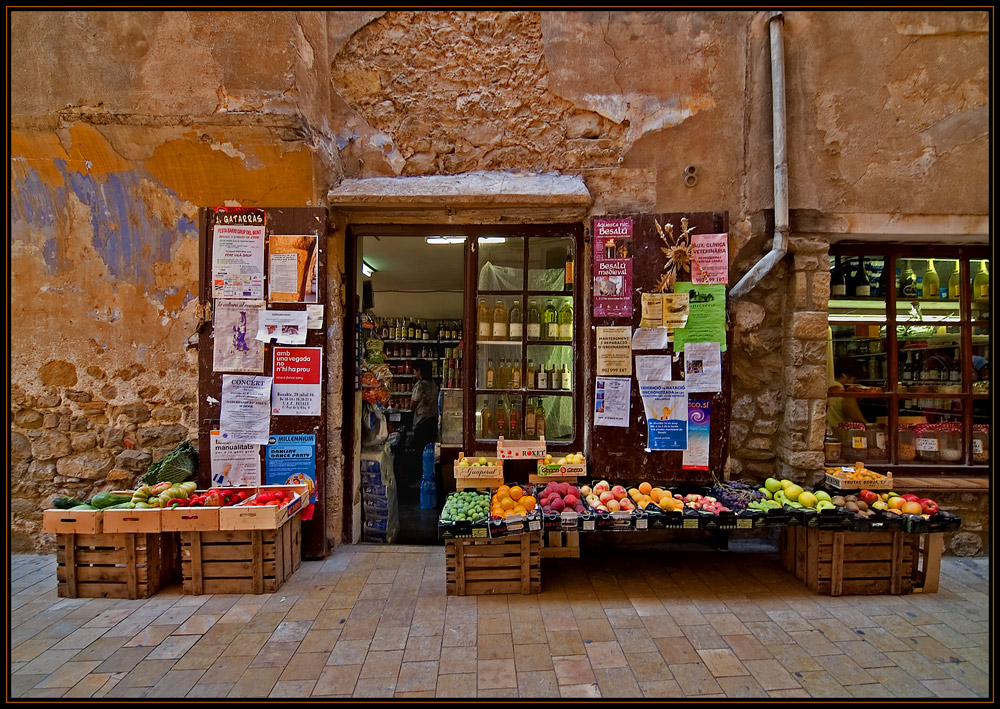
[43,509,103,535]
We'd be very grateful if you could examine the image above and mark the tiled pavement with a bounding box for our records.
[9,544,991,699]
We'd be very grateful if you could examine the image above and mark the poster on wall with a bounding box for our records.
[691,233,729,284]
[256,309,308,345]
[265,434,317,504]
[220,375,272,444]
[209,430,261,486]
[211,210,266,299]
[638,380,688,451]
[682,400,711,470]
[592,217,633,317]
[213,299,265,373]
[268,234,319,303]
[596,326,633,376]
[683,342,722,392]
[671,282,727,352]
[594,376,631,427]
[272,346,323,416]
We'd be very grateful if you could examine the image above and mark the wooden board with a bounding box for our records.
[588,212,730,483]
[56,532,179,599]
[540,530,581,559]
[446,531,541,596]
[43,509,102,535]
[102,508,162,534]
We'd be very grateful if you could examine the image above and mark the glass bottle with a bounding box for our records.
[478,298,491,341]
[901,350,914,384]
[481,399,493,439]
[922,259,940,301]
[899,264,917,299]
[948,266,960,300]
[512,358,522,389]
[495,398,507,440]
[500,356,510,389]
[526,359,535,390]
[492,300,508,341]
[973,260,990,311]
[561,363,571,391]
[854,256,871,297]
[508,400,520,439]
[408,319,415,340]
[831,255,847,297]
[549,365,558,390]
[543,300,559,339]
[508,299,522,341]
[535,400,547,440]
[564,249,575,292]
[537,362,547,390]
[527,301,541,340]
[558,300,573,340]
[486,358,495,389]
[525,398,536,439]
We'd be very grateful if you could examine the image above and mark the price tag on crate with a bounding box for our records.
[683,518,699,529]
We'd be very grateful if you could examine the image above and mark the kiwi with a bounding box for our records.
[845,495,858,503]
[856,500,868,511]
[845,501,860,513]
[832,496,846,507]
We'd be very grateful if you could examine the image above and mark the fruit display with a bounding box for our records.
[440,490,491,522]
[490,484,538,519]
[537,451,587,475]
[626,482,678,512]
[456,456,499,468]
[708,479,766,511]
[241,489,293,507]
[674,493,730,514]
[824,463,892,490]
[539,481,587,515]
[580,480,634,514]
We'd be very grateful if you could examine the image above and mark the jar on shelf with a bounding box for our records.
[838,421,868,461]
[866,423,888,461]
[913,423,940,462]
[973,425,990,464]
[824,428,843,463]
[938,423,963,462]
[897,425,917,462]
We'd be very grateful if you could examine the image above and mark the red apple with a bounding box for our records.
[858,489,878,505]
[611,485,628,501]
[599,491,615,504]
[919,498,939,515]
[901,494,920,502]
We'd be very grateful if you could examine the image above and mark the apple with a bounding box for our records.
[859,489,878,505]
[901,494,920,502]
[611,485,627,500]
[599,491,615,504]
[606,499,621,512]
[619,499,635,512]
[478,457,489,465]
[457,459,470,467]
[580,485,592,497]
[594,480,610,494]
[919,498,939,515]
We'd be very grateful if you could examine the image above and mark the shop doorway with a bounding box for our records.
[355,232,466,545]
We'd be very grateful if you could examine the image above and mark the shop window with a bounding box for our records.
[827,246,989,470]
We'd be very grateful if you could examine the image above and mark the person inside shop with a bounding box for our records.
[972,355,989,381]
[827,363,869,429]
[408,359,439,485]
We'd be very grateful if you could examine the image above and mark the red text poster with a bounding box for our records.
[272,347,322,416]
[592,218,633,317]
[691,233,729,284]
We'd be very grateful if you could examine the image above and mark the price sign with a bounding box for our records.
[916,437,939,452]
[852,436,867,449]
[683,518,699,529]
[737,519,752,529]
[973,440,984,454]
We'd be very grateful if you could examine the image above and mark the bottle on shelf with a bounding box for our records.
[495,398,507,440]
[511,358,522,389]
[948,265,960,300]
[922,259,940,301]
[478,298,492,341]
[380,319,389,339]
[901,350,914,384]
[899,264,918,299]
[492,299,508,341]
[508,399,520,439]
[526,359,536,390]
[878,261,890,298]
[408,319,415,340]
[854,256,871,297]
[913,350,924,382]
[831,255,847,297]
[535,400,547,439]
[508,299,522,341]
[486,358,495,389]
[558,299,573,340]
[543,300,559,339]
[527,301,541,340]
[480,399,493,439]
[525,398,536,439]
[973,260,989,316]
[564,249,574,292]
[499,356,509,389]
[561,363,571,390]
[537,362,547,390]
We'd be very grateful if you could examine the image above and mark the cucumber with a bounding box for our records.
[68,504,99,511]
[105,502,137,510]
[52,497,86,510]
[91,492,134,509]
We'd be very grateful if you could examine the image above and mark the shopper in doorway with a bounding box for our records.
[826,364,869,429]
[409,359,439,486]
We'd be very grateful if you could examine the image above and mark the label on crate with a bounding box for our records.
[852,436,867,449]
[582,519,596,531]
[683,519,699,529]
[528,520,542,531]
[737,519,752,529]
[472,527,489,538]
[973,439,984,454]
[636,518,648,530]
[916,437,939,452]
[457,465,503,478]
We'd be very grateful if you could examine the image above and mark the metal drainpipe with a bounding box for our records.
[730,10,789,300]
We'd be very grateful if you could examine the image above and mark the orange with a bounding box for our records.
[509,486,524,501]
[901,501,924,515]
[491,505,505,517]
[650,487,664,502]
[638,482,652,495]
[501,497,516,511]
[512,505,528,516]
[520,495,537,511]
[496,485,510,497]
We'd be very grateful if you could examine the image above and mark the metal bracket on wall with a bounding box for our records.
[196,300,213,326]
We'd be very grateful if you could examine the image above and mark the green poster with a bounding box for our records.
[672,282,727,352]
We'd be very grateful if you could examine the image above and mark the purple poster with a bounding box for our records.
[683,399,711,470]
[592,218,633,317]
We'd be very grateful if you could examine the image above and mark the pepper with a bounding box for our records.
[151,481,174,495]
[168,498,191,508]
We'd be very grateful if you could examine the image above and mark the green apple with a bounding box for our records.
[759,487,773,500]
[478,457,489,465]
[457,459,470,467]
[764,478,782,494]
[814,490,831,503]
[816,500,835,511]
[784,485,804,502]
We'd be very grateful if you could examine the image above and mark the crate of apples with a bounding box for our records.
[579,480,635,514]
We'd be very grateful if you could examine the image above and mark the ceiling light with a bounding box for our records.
[478,237,506,244]
[425,236,467,245]
[362,262,375,277]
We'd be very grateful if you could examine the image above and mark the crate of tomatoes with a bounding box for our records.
[219,485,308,531]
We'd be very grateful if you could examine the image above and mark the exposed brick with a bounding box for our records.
[39,360,77,387]
[64,390,92,403]
[116,450,153,472]
[56,450,115,479]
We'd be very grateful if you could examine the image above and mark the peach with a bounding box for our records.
[606,499,621,512]
[599,491,615,504]
[580,485,592,497]
[594,480,610,494]
[619,499,634,512]
[551,498,566,512]
[564,494,578,507]
[611,485,627,500]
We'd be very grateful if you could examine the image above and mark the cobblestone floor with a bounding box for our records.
[9,544,991,699]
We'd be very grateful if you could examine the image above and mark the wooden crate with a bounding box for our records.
[180,513,302,594]
[102,508,162,534]
[56,532,179,599]
[540,530,581,559]
[446,530,541,596]
[43,509,103,535]
[780,527,941,595]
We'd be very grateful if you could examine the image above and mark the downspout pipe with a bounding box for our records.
[730,10,789,300]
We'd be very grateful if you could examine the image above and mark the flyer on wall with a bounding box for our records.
[638,380,687,451]
[592,217,633,317]
[682,400,711,470]
[220,375,273,444]
[266,434,318,505]
[683,342,722,392]
[209,430,261,486]
[213,299,266,373]
[594,376,631,427]
[672,282,728,352]
[256,309,309,345]
[212,220,266,300]
[268,234,319,303]
[272,347,323,416]
[596,326,633,376]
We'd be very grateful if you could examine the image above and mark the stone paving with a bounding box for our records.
[8,543,991,699]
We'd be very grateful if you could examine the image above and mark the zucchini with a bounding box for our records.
[52,497,85,510]
[105,502,136,510]
[68,504,99,511]
[91,492,134,509]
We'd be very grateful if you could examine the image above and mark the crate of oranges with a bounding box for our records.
[487,484,543,538]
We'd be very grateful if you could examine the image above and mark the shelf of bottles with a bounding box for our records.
[473,234,577,447]
[827,250,989,467]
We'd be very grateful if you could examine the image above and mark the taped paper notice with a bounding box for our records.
[268,234,318,303]
[257,309,308,344]
[212,222,265,299]
[638,380,687,451]
[682,400,711,470]
[691,233,729,284]
[220,375,272,445]
[213,299,265,373]
[632,327,671,351]
[306,304,324,329]
[640,293,663,328]
[596,326,633,376]
[635,355,672,382]
[210,430,261,486]
[595,377,630,427]
[683,342,722,393]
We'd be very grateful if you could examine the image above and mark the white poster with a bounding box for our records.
[684,342,722,393]
[220,375,272,444]
[631,327,671,351]
[272,347,323,417]
[595,377,631,427]
[256,309,308,345]
[268,253,300,296]
[210,430,261,486]
[212,224,265,299]
[268,234,319,303]
[306,304,325,329]
[213,299,265,373]
[635,355,673,382]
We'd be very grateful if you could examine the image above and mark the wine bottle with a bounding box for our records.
[525,398,536,439]
[922,260,940,301]
[508,299,522,341]
[492,300,508,341]
[564,250,575,292]
[854,256,871,297]
[831,255,847,297]
[526,301,541,340]
[535,400,547,439]
[477,298,492,341]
